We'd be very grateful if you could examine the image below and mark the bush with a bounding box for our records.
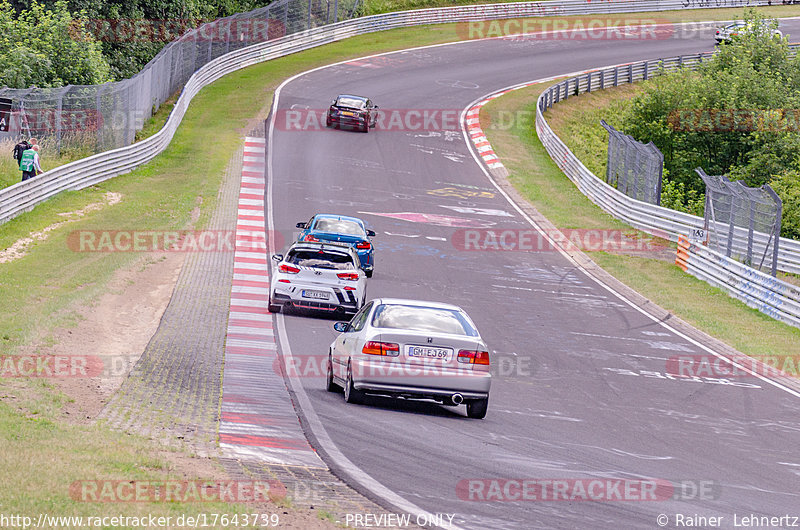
[0,0,110,87]
[771,171,800,240]
[619,9,800,238]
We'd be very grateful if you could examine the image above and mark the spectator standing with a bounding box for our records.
[19,144,43,182]
[12,137,36,165]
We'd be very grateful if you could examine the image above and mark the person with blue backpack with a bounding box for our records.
[19,144,43,182]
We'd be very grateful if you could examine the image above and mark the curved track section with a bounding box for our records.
[267,22,800,529]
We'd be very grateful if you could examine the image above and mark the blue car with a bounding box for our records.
[296,214,376,277]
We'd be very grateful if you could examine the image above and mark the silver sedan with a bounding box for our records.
[326,298,492,419]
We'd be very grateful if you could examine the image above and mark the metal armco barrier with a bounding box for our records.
[535,53,800,275]
[0,0,772,225]
[676,236,800,328]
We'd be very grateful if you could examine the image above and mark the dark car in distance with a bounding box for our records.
[326,95,378,133]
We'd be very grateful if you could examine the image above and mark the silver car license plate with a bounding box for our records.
[406,345,452,361]
[302,289,329,300]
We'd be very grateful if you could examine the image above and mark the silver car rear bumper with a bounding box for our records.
[351,358,491,397]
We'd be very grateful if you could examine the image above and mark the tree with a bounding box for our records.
[620,9,800,234]
[0,0,110,87]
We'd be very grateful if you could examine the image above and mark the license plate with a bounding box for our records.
[302,289,329,300]
[341,111,355,117]
[406,345,452,361]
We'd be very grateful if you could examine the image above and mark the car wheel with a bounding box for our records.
[365,269,373,278]
[362,123,369,133]
[326,117,332,127]
[326,353,339,392]
[466,397,488,419]
[344,362,363,404]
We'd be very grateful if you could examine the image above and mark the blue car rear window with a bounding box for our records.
[313,219,366,237]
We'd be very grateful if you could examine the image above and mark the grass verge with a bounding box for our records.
[481,83,800,365]
[3,3,800,521]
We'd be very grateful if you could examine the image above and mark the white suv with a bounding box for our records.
[269,241,367,315]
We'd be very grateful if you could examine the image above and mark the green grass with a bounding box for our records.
[135,94,179,142]
[0,380,261,525]
[544,84,639,180]
[482,83,800,363]
[361,0,527,16]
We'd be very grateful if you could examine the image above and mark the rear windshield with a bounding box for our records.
[313,218,365,236]
[371,305,478,336]
[336,97,366,109]
[286,250,355,270]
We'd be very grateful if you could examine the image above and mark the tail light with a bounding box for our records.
[355,240,371,250]
[337,272,359,281]
[279,264,300,274]
[362,341,399,356]
[303,234,320,242]
[343,286,356,291]
[458,350,490,365]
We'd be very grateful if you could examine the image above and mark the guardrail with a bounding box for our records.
[0,0,773,225]
[535,54,800,275]
[676,236,800,328]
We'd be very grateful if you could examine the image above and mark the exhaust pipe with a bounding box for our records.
[451,393,464,405]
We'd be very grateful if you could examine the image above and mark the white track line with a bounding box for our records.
[263,16,800,524]
[460,80,800,399]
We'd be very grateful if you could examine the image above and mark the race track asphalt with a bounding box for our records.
[266,20,800,529]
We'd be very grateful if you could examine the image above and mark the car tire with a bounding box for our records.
[365,269,373,278]
[326,117,332,127]
[466,397,488,419]
[362,123,369,133]
[344,362,363,404]
[326,353,339,392]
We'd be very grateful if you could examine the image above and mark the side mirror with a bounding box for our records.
[272,254,283,262]
[296,222,306,229]
[333,321,350,333]
[332,99,337,105]
[373,105,379,109]
[366,229,376,237]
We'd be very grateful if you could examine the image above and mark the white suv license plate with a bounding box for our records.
[406,345,452,361]
[302,289,329,300]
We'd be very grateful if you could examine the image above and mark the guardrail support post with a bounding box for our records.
[628,63,633,84]
[613,67,618,87]
[643,61,648,81]
[599,70,604,89]
[586,73,591,93]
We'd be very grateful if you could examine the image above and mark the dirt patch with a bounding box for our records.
[0,191,122,264]
[25,252,184,423]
